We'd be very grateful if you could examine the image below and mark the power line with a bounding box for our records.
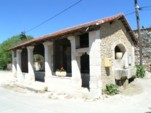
[142,9,151,11]
[125,11,135,16]
[26,0,83,33]
[125,5,151,16]
[141,5,151,9]
[25,1,149,33]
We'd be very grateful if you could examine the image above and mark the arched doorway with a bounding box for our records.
[54,38,71,76]
[34,54,44,71]
[80,53,90,89]
[21,48,28,73]
[34,44,45,82]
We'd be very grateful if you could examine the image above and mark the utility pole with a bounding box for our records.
[134,0,142,66]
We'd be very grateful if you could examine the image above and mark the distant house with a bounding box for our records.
[10,14,137,97]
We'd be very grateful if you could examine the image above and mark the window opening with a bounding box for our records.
[79,33,89,48]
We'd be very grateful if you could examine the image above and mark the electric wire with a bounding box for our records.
[143,9,151,11]
[125,5,151,16]
[25,2,150,34]
[26,0,82,33]
[125,11,135,16]
[141,5,151,9]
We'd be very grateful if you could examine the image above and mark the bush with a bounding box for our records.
[136,65,145,78]
[105,83,119,95]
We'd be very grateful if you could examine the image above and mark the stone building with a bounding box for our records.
[134,27,151,71]
[10,14,137,97]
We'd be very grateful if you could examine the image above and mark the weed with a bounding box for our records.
[136,65,145,78]
[105,83,119,95]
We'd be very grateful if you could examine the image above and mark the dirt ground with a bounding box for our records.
[0,71,151,113]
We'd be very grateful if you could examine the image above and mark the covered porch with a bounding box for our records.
[11,30,102,97]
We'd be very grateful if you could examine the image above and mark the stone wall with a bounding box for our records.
[134,28,151,71]
[100,20,135,88]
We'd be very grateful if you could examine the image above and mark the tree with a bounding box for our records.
[0,35,33,70]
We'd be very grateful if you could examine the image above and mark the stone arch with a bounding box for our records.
[34,54,44,71]
[111,41,129,70]
[54,38,71,74]
[33,44,45,82]
[34,44,44,56]
[111,41,127,60]
[33,44,45,71]
[114,44,126,59]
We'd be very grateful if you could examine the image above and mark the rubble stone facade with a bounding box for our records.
[134,28,151,71]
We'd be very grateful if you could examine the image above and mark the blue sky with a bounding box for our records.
[0,0,151,43]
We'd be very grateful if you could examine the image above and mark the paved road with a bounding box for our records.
[0,87,95,113]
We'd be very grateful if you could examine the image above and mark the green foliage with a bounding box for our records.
[105,83,119,95]
[34,54,44,62]
[0,35,33,70]
[136,65,145,78]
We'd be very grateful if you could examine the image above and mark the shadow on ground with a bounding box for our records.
[145,107,151,113]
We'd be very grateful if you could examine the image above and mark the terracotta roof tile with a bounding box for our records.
[10,13,137,50]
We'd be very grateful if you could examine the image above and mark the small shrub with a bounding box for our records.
[136,65,145,78]
[105,83,119,95]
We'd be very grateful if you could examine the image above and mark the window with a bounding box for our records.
[79,33,89,48]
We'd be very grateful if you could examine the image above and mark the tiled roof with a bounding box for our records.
[10,13,137,50]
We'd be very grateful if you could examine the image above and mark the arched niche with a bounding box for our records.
[114,44,126,59]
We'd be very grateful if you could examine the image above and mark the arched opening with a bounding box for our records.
[81,53,89,73]
[34,54,44,71]
[80,53,90,89]
[115,44,126,59]
[21,48,28,73]
[34,44,45,82]
[54,38,71,76]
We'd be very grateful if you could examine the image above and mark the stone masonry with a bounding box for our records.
[100,20,135,88]
[134,28,151,71]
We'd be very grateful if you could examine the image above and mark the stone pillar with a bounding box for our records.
[12,50,17,78]
[43,42,53,77]
[76,54,82,71]
[131,46,135,66]
[27,46,35,81]
[89,30,102,98]
[16,49,23,82]
[68,36,82,88]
